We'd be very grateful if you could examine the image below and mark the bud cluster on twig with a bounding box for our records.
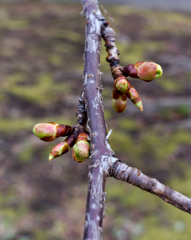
[33,122,90,162]
[33,98,90,163]
[101,22,163,113]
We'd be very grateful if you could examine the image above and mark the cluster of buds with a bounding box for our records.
[111,61,163,112]
[112,75,143,112]
[33,122,90,163]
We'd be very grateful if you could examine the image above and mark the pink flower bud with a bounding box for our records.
[49,142,70,161]
[123,61,163,81]
[49,132,77,161]
[72,141,90,163]
[72,133,90,163]
[33,122,72,142]
[126,84,143,111]
[114,75,130,93]
[111,86,128,113]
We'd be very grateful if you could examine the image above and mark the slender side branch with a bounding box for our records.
[101,22,123,79]
[109,160,191,214]
[101,21,143,112]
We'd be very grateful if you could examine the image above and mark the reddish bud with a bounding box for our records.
[49,142,70,161]
[114,75,130,93]
[33,122,72,142]
[49,132,77,161]
[72,133,90,163]
[123,61,163,81]
[72,141,90,163]
[111,85,128,113]
[126,84,143,111]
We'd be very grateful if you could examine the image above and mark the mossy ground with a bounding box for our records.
[0,2,191,240]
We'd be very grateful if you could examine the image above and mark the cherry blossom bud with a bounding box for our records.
[111,85,128,113]
[72,133,90,163]
[114,75,130,93]
[49,142,70,161]
[49,133,76,161]
[33,122,72,142]
[123,61,163,81]
[126,84,143,111]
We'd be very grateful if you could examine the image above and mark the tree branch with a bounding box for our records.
[32,2,191,238]
[81,1,114,239]
[109,160,191,214]
[80,1,191,240]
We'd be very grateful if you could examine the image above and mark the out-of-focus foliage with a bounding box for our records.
[0,2,191,240]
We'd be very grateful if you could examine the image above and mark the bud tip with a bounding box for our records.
[115,76,130,93]
[49,154,54,161]
[156,64,163,78]
[135,101,143,111]
[33,126,37,135]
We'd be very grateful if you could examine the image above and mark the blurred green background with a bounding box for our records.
[0,2,191,240]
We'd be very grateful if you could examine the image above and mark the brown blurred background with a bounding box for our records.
[0,1,191,240]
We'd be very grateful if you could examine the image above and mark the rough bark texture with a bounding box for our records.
[81,1,114,239]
